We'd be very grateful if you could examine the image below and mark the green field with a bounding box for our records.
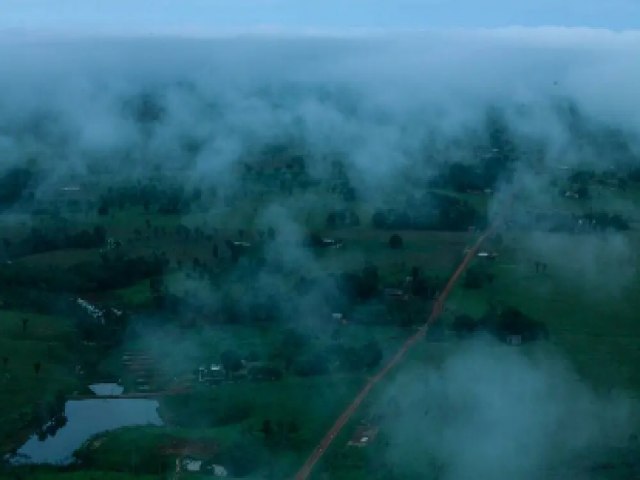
[446,230,640,392]
[1,175,639,479]
[0,310,82,453]
[0,471,156,480]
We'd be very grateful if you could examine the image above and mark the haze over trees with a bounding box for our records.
[0,28,639,480]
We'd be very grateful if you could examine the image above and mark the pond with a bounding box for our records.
[11,396,163,465]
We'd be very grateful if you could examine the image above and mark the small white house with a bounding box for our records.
[210,464,229,477]
[321,238,343,248]
[77,298,106,324]
[476,251,498,260]
[232,241,252,248]
[198,363,225,382]
[182,457,203,472]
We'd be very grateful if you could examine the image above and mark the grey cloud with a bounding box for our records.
[1,30,638,189]
[1,30,638,294]
[376,339,637,480]
[519,231,637,296]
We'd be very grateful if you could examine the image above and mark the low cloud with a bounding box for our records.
[376,338,638,480]
[520,231,637,296]
[0,29,638,193]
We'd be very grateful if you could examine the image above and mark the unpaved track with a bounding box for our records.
[293,225,497,480]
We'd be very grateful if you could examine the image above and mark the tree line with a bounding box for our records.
[371,192,484,232]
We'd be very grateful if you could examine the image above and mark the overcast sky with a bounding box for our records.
[2,0,640,36]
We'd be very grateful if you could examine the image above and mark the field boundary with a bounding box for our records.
[293,224,497,480]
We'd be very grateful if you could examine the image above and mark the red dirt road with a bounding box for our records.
[293,225,497,480]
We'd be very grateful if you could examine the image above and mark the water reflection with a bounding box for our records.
[13,398,162,464]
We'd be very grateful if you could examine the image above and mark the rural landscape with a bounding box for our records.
[1,19,640,480]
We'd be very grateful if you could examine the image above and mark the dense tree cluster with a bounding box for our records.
[12,225,108,256]
[248,364,284,382]
[29,391,67,442]
[629,168,640,182]
[451,314,479,337]
[388,233,403,249]
[220,350,244,377]
[293,351,330,377]
[340,265,380,301]
[372,193,483,232]
[432,111,518,193]
[291,339,383,377]
[436,162,486,193]
[580,212,630,231]
[0,252,166,294]
[408,266,439,298]
[508,211,630,233]
[97,182,201,216]
[275,330,309,371]
[463,264,495,289]
[241,143,316,195]
[450,307,548,344]
[269,329,384,378]
[326,209,361,228]
[331,340,383,372]
[75,253,167,291]
[0,167,34,207]
[124,91,166,126]
[73,305,129,346]
[225,239,253,263]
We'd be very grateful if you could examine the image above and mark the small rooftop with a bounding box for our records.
[347,426,379,447]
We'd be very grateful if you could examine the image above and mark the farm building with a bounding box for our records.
[321,237,343,248]
[198,363,225,383]
[181,457,202,472]
[347,426,379,448]
[167,439,225,475]
[175,457,228,477]
[383,288,408,300]
[232,241,252,248]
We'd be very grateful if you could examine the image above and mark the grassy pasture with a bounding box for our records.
[0,310,82,453]
[2,179,638,479]
[447,230,640,393]
[67,374,366,478]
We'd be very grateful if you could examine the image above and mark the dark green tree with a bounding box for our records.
[388,233,404,249]
[451,314,479,338]
[221,350,244,376]
[361,340,383,369]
